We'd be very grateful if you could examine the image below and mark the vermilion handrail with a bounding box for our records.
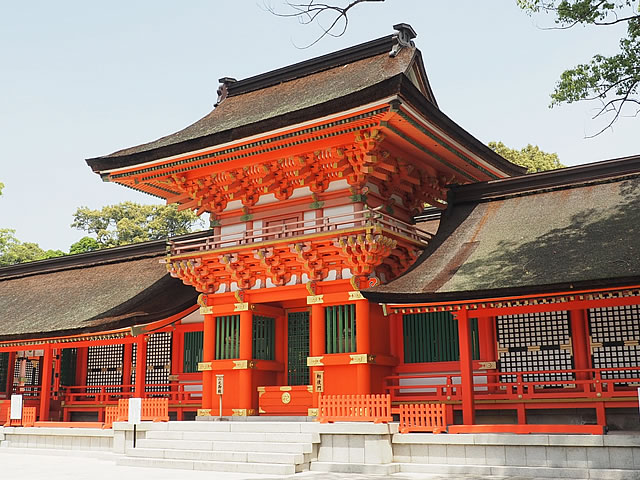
[385,366,640,403]
[169,208,432,256]
[60,382,202,405]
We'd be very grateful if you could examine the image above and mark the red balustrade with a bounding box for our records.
[318,394,392,424]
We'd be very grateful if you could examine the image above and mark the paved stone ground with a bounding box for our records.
[0,449,547,480]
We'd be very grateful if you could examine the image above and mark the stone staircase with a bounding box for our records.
[116,421,320,475]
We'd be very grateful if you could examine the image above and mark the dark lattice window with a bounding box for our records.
[0,353,9,393]
[183,331,203,373]
[216,315,240,360]
[87,345,124,392]
[13,357,41,396]
[60,348,77,387]
[253,316,275,360]
[589,305,640,379]
[326,304,356,354]
[497,311,573,384]
[132,332,172,392]
[403,312,479,363]
[287,312,309,386]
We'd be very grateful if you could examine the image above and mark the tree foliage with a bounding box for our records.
[518,1,640,134]
[71,202,205,248]
[489,141,565,173]
[0,182,4,195]
[0,229,64,266]
[69,236,101,255]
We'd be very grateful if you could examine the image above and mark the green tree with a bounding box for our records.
[518,1,640,134]
[71,202,205,248]
[0,229,64,266]
[0,182,4,195]
[489,141,565,173]
[69,236,101,254]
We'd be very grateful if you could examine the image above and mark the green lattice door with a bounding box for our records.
[287,311,310,386]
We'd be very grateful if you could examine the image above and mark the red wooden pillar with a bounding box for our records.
[456,309,475,425]
[275,314,286,386]
[238,309,253,413]
[391,312,404,362]
[570,308,593,418]
[356,299,371,394]
[310,304,325,407]
[39,344,53,421]
[122,343,133,391]
[75,347,88,386]
[202,313,215,412]
[134,335,147,397]
[6,352,16,395]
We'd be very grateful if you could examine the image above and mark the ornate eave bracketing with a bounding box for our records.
[166,224,425,293]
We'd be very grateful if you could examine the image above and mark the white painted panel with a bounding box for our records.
[325,179,349,192]
[220,223,246,248]
[303,211,316,234]
[398,372,488,393]
[180,309,204,325]
[290,186,311,199]
[253,220,263,243]
[256,193,277,206]
[225,200,243,211]
[324,204,355,229]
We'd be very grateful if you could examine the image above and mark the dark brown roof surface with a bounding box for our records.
[0,242,197,341]
[85,32,525,178]
[365,155,640,304]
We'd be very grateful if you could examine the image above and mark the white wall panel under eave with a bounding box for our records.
[324,204,355,228]
[180,308,204,325]
[325,178,350,192]
[219,222,246,248]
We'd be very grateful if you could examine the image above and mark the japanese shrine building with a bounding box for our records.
[1,24,639,432]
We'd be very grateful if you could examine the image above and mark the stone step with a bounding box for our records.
[137,437,312,454]
[166,420,314,433]
[146,429,320,443]
[126,446,306,464]
[116,456,297,475]
[397,463,596,479]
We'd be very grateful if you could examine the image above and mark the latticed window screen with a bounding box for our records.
[132,332,172,392]
[216,315,240,359]
[13,357,41,396]
[60,348,77,387]
[497,311,574,384]
[403,312,480,363]
[589,305,640,379]
[87,345,124,392]
[326,304,356,354]
[253,316,275,360]
[0,353,9,393]
[183,331,203,373]
[288,311,310,386]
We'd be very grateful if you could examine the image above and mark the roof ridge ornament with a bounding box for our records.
[390,23,416,57]
[215,77,237,107]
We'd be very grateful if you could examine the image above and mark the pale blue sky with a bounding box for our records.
[0,1,636,251]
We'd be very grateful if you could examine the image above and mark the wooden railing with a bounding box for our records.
[397,403,447,434]
[60,382,202,405]
[385,366,640,404]
[115,398,169,422]
[3,406,36,427]
[169,208,432,256]
[317,394,392,424]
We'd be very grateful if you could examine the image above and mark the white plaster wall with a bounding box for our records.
[220,223,246,247]
[325,179,349,192]
[180,309,204,325]
[324,204,355,229]
[398,372,488,393]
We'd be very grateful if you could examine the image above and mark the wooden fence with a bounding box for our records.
[397,403,446,433]
[317,394,392,424]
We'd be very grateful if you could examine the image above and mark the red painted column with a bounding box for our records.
[356,299,371,394]
[134,335,147,397]
[456,309,475,425]
[239,309,253,413]
[75,347,88,386]
[202,313,215,412]
[310,304,325,407]
[6,352,16,395]
[571,309,591,387]
[39,344,53,421]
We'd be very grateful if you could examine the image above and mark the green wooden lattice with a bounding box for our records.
[403,312,480,363]
[253,316,275,361]
[184,330,203,373]
[325,304,356,354]
[216,315,240,360]
[60,348,77,387]
[0,352,8,393]
[287,311,310,385]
